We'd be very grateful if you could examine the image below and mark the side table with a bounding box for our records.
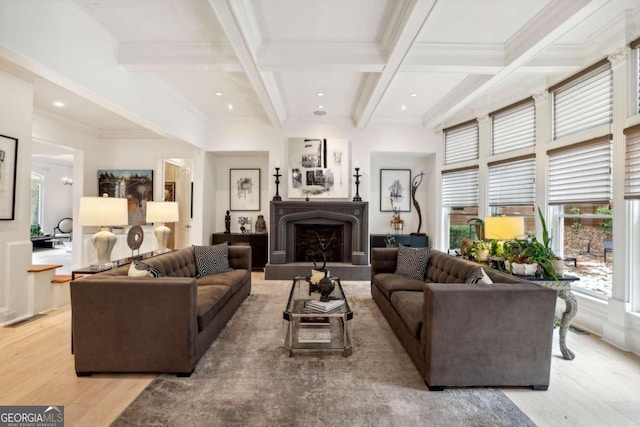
[524,275,579,360]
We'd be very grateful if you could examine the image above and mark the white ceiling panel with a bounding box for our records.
[417,0,552,44]
[279,71,364,119]
[252,0,396,42]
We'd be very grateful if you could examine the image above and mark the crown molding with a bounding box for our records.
[33,108,98,137]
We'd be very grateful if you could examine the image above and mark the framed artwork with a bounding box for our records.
[230,168,260,211]
[165,182,176,201]
[380,169,411,212]
[0,134,18,220]
[288,138,350,199]
[98,169,154,225]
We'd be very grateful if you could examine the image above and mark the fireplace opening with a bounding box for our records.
[295,224,344,263]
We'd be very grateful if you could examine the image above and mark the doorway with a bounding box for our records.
[164,159,192,249]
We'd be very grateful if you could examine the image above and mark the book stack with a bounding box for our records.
[305,299,345,313]
[298,326,331,343]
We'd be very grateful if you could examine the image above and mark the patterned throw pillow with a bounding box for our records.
[395,245,431,280]
[134,260,163,278]
[194,242,233,278]
[465,267,494,284]
[128,262,150,277]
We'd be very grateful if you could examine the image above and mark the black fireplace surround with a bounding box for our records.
[269,201,368,266]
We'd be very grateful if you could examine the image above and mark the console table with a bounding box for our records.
[514,274,579,360]
[212,233,268,270]
[369,233,428,259]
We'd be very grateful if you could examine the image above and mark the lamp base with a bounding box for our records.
[154,224,172,253]
[91,227,117,267]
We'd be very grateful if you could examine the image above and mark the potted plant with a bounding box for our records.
[468,240,491,262]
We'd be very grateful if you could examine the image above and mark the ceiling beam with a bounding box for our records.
[354,0,438,129]
[424,0,610,128]
[118,42,242,72]
[207,0,286,127]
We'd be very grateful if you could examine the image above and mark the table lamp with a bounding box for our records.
[146,201,179,253]
[78,196,128,267]
[484,216,525,240]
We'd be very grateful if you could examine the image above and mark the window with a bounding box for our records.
[488,156,536,232]
[30,172,43,229]
[548,137,612,205]
[550,59,612,140]
[444,120,478,164]
[624,124,640,199]
[442,167,479,249]
[490,98,535,155]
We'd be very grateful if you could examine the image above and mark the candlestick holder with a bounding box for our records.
[353,167,362,202]
[272,167,282,201]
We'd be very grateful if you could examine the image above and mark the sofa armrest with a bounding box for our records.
[229,245,251,270]
[422,282,556,388]
[71,277,198,374]
[371,248,398,281]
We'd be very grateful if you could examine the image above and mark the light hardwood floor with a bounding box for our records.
[1,276,640,426]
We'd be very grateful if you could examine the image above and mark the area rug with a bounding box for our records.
[113,279,535,427]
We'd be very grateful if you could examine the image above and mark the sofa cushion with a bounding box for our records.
[194,243,232,278]
[390,291,423,339]
[465,266,494,285]
[141,246,197,277]
[374,273,425,299]
[395,246,431,280]
[196,285,233,331]
[196,269,249,294]
[134,260,163,277]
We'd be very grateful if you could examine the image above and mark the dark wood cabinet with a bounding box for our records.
[212,233,268,270]
[369,234,429,259]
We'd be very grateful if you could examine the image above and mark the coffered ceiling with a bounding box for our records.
[28,0,640,133]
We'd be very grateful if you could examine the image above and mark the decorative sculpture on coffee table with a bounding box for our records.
[411,171,426,236]
[309,232,336,300]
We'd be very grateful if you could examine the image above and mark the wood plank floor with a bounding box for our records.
[1,277,639,426]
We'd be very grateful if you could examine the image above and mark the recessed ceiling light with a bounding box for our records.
[228,104,234,110]
[316,92,324,97]
[215,92,222,96]
[53,101,65,107]
[401,105,407,110]
[317,105,324,110]
[410,93,417,97]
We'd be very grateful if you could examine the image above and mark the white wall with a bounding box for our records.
[206,122,440,241]
[0,68,34,324]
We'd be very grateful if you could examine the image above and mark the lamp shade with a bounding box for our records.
[78,197,128,227]
[146,201,179,223]
[484,216,524,240]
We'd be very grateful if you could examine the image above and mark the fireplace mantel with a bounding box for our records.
[268,201,369,267]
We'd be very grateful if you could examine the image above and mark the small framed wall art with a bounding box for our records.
[0,134,18,220]
[164,182,176,201]
[230,168,260,211]
[380,169,412,212]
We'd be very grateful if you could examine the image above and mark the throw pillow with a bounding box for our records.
[465,267,494,285]
[194,242,233,278]
[128,262,151,277]
[134,261,163,278]
[395,245,431,280]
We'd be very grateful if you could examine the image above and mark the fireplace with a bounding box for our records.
[265,201,370,280]
[294,224,344,263]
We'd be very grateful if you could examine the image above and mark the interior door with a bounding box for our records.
[164,159,192,249]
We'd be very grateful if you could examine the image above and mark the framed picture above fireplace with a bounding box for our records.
[230,168,260,211]
[380,169,411,212]
[288,138,350,199]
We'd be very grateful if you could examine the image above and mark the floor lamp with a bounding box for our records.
[78,196,128,267]
[146,201,179,253]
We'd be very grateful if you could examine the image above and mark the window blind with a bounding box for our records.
[551,60,612,140]
[444,121,478,164]
[548,139,612,205]
[488,157,536,206]
[442,167,479,207]
[491,99,535,155]
[624,126,640,199]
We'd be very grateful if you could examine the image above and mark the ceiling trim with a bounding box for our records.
[118,41,242,71]
[354,0,438,129]
[424,0,610,128]
[208,0,286,127]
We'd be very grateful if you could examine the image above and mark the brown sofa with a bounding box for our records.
[371,247,557,391]
[70,245,251,376]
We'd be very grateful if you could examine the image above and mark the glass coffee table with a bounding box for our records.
[283,275,353,357]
